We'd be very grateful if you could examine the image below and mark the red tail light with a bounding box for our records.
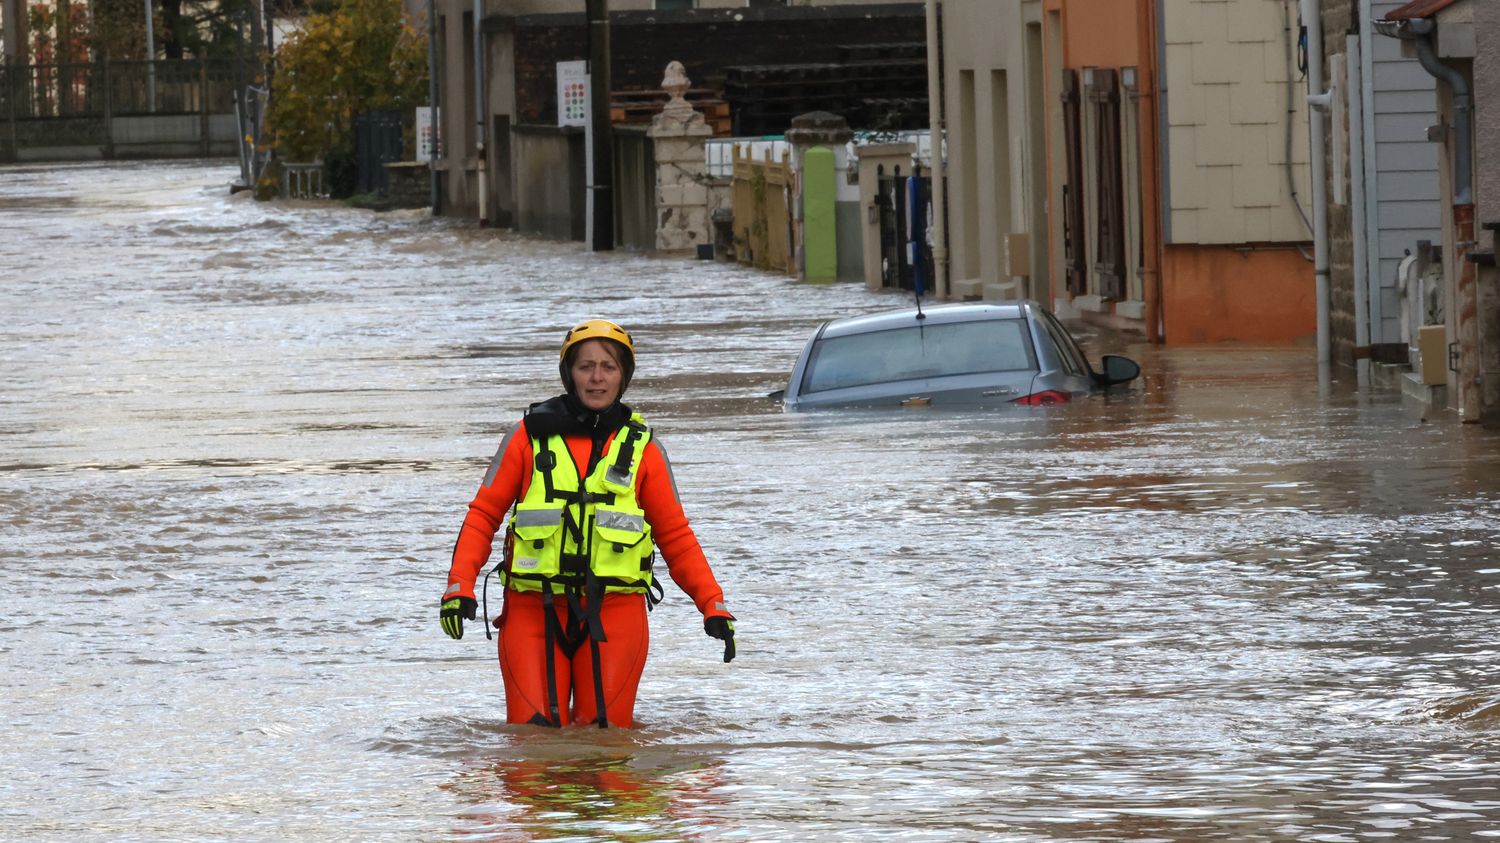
[1012,389,1072,406]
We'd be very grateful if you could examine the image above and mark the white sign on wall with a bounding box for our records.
[557,60,589,128]
[415,107,441,162]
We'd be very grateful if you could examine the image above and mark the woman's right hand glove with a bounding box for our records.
[704,615,736,663]
[441,597,477,639]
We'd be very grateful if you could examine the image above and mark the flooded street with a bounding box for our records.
[6,159,1500,842]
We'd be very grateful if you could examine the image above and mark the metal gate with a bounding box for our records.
[876,169,932,291]
[354,110,403,195]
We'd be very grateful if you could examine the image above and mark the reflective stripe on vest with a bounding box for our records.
[506,414,655,594]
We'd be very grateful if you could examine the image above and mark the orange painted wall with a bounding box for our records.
[1162,246,1316,344]
[1060,0,1147,68]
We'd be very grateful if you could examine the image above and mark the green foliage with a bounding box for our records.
[161,0,260,60]
[89,0,151,60]
[265,0,428,172]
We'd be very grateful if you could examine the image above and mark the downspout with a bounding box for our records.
[1388,18,1472,205]
[1375,15,1476,418]
[1359,0,1381,350]
[1135,0,1163,343]
[473,0,488,226]
[925,0,948,300]
[1155,0,1170,341]
[427,0,441,214]
[1299,0,1332,367]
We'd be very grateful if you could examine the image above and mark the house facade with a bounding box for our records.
[1365,0,1496,423]
[940,0,1317,345]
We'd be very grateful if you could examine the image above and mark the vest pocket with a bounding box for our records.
[510,503,564,573]
[592,504,647,549]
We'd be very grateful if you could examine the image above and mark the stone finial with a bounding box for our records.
[661,61,692,115]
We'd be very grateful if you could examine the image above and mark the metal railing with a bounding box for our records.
[1,58,249,121]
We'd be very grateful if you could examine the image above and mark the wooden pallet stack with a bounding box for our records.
[723,42,929,136]
[609,88,733,135]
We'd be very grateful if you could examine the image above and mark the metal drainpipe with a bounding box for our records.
[1377,16,1477,418]
[1299,0,1331,366]
[1399,18,1472,205]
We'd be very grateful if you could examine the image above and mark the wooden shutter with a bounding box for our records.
[1061,70,1088,296]
[1093,69,1126,302]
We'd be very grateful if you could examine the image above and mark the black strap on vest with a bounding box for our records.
[540,583,562,727]
[608,422,645,485]
[586,574,608,728]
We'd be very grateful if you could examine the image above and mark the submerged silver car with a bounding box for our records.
[782,301,1141,410]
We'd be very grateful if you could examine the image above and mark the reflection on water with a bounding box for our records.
[442,736,729,841]
[5,161,1500,841]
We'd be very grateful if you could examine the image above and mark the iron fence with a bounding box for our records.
[1,58,251,121]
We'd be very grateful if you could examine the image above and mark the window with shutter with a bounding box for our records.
[1092,69,1125,302]
[1061,70,1088,297]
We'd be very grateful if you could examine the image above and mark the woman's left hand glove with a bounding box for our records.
[704,615,736,663]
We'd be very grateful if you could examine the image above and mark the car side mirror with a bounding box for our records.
[1099,355,1141,385]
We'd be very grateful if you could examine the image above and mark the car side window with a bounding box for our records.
[1037,310,1091,377]
[801,319,1035,394]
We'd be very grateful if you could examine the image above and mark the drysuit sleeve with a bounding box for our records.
[637,438,732,619]
[444,423,530,603]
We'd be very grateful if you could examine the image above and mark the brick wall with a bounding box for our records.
[511,7,926,126]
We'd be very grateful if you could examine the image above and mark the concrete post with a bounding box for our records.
[647,61,712,252]
[1475,0,1500,427]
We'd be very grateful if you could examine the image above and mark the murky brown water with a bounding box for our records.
[5,160,1500,842]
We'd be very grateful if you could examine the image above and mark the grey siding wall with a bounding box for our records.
[1366,0,1443,344]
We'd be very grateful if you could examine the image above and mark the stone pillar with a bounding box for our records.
[785,111,853,279]
[648,61,713,253]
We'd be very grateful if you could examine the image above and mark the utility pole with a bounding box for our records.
[586,0,613,251]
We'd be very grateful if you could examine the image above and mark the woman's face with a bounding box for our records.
[570,339,623,411]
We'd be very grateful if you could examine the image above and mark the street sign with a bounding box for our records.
[557,61,588,128]
[416,107,441,162]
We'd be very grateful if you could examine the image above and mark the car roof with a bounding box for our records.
[817,301,1039,340]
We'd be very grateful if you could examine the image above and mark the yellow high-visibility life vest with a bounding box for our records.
[505,414,654,594]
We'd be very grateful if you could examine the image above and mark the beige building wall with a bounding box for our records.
[939,0,1048,301]
[1162,0,1310,245]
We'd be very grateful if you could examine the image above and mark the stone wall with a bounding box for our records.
[1321,0,1357,366]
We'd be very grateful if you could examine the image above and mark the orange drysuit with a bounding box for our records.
[445,402,731,727]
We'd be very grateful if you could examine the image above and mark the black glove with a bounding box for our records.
[704,616,736,663]
[441,596,477,640]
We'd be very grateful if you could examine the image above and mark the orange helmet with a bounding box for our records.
[559,319,636,397]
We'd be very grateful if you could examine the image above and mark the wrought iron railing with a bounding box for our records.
[0,58,252,120]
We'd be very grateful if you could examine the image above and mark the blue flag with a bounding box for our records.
[907,174,925,300]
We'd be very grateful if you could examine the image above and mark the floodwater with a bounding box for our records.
[5,160,1500,842]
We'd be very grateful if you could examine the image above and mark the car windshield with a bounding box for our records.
[801,318,1035,394]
